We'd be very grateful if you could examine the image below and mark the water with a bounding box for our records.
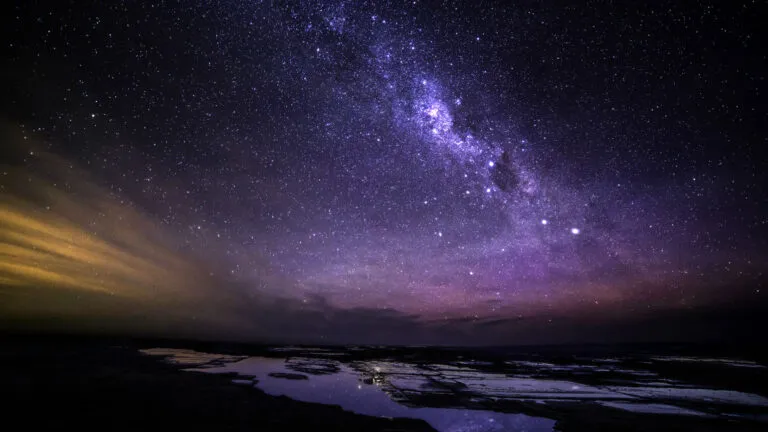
[184,356,555,432]
[140,348,768,431]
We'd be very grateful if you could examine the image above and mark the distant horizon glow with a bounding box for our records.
[1,1,765,345]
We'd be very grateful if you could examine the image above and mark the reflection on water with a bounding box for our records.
[143,350,554,431]
[141,348,768,431]
[195,357,554,432]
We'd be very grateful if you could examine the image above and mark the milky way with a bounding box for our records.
[2,1,766,344]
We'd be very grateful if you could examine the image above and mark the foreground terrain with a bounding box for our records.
[3,335,767,431]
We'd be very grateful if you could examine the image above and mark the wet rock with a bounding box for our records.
[269,372,309,380]
[286,357,340,375]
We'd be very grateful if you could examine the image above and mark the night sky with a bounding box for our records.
[1,1,766,345]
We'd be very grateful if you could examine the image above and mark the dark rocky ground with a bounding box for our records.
[3,332,767,432]
[0,334,434,432]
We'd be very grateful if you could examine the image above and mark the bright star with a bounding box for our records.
[571,228,580,235]
[541,219,548,225]
[488,161,495,167]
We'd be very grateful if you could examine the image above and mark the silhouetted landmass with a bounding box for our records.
[0,334,434,432]
[3,332,767,431]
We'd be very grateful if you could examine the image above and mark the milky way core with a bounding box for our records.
[1,1,765,344]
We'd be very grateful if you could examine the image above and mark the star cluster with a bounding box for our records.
[2,1,766,342]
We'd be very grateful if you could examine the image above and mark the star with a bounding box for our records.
[4,0,762,347]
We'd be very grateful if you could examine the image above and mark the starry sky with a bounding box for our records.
[1,1,766,345]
